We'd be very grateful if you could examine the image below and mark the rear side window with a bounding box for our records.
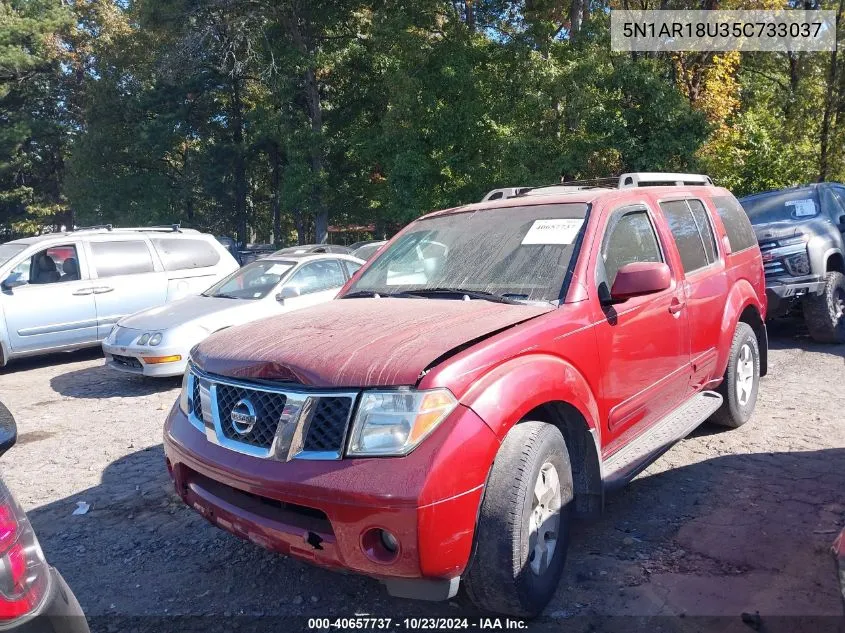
[660,200,716,274]
[90,241,155,278]
[151,238,220,271]
[601,209,663,287]
[687,200,718,263]
[713,195,757,253]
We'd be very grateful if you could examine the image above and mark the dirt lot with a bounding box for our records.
[0,321,843,632]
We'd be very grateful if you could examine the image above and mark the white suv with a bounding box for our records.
[0,226,238,367]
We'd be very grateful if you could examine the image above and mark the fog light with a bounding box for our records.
[380,529,398,553]
[361,527,400,563]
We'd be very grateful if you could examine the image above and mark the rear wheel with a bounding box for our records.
[463,422,573,617]
[711,322,760,428]
[804,272,845,344]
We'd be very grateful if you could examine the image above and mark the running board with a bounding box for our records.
[602,391,723,490]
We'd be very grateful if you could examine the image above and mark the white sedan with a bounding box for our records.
[102,252,364,377]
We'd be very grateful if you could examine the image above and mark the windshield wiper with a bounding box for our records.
[402,288,523,305]
[208,292,241,300]
[341,290,422,299]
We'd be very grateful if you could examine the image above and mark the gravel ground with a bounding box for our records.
[0,321,843,632]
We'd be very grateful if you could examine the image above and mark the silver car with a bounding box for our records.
[102,253,365,377]
[0,226,238,367]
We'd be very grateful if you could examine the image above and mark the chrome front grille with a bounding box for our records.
[216,383,288,448]
[186,366,357,460]
[764,261,786,277]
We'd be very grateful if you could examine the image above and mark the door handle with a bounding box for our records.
[72,288,94,296]
[669,299,686,314]
[92,287,114,294]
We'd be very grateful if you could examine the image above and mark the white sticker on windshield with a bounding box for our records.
[521,219,585,245]
[785,199,817,217]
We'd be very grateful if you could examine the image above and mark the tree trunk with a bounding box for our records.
[270,142,282,246]
[570,0,583,35]
[231,78,248,246]
[819,0,844,181]
[281,9,328,244]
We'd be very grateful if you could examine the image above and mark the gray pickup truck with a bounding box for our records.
[740,183,845,343]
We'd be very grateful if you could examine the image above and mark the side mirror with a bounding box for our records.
[0,403,17,459]
[610,262,672,303]
[1,273,26,291]
[276,286,301,302]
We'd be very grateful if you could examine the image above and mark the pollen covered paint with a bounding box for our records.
[191,298,552,387]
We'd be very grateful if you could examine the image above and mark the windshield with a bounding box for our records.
[741,189,820,224]
[0,244,26,268]
[203,259,295,300]
[345,203,588,303]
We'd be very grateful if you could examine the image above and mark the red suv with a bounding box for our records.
[164,173,767,617]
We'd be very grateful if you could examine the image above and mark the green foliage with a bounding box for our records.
[2,0,844,242]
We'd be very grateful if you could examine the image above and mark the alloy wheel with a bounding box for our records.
[528,462,562,576]
[736,343,755,406]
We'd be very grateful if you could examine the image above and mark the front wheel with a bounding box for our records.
[711,322,760,428]
[803,271,845,344]
[463,422,573,617]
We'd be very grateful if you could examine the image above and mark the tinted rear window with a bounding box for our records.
[713,195,757,253]
[90,241,155,277]
[660,200,711,273]
[151,238,220,271]
[740,189,820,224]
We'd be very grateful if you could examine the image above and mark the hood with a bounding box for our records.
[119,295,264,332]
[752,219,823,242]
[192,298,553,387]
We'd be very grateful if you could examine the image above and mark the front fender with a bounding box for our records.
[459,353,601,443]
[716,279,766,378]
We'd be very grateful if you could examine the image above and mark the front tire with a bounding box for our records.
[803,271,845,344]
[711,322,760,428]
[464,422,573,617]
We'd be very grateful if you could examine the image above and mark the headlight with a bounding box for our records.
[346,389,458,457]
[149,333,163,346]
[785,251,811,276]
[137,333,150,345]
[179,366,191,415]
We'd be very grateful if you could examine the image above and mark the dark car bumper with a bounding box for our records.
[765,274,826,316]
[13,568,88,633]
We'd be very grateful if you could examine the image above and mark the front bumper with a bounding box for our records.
[765,274,826,316]
[102,341,188,378]
[163,401,499,597]
[14,567,89,633]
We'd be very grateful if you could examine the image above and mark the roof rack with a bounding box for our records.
[72,224,113,232]
[481,172,714,202]
[71,223,183,234]
[618,172,713,188]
